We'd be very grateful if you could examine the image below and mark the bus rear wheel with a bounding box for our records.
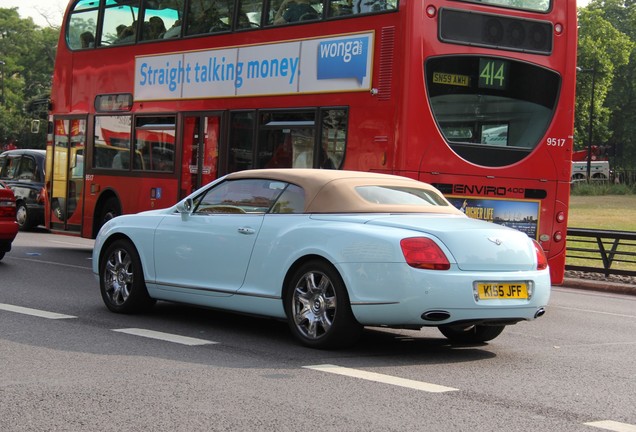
[98,197,121,232]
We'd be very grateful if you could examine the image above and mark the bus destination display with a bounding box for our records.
[478,58,509,90]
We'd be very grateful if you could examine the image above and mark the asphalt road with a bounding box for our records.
[1,231,635,432]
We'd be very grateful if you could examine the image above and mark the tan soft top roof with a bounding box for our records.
[226,169,465,215]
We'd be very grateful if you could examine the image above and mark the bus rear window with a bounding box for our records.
[426,56,560,167]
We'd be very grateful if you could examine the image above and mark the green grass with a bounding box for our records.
[568,195,636,231]
[567,195,636,273]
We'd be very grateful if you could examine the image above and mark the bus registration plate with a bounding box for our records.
[477,282,528,300]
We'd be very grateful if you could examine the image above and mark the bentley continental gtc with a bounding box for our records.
[92,169,550,348]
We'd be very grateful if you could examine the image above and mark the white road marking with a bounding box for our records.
[4,256,90,271]
[584,420,636,431]
[112,328,218,346]
[0,303,77,319]
[303,364,458,393]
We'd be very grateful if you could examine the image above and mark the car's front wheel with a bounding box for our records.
[100,239,155,313]
[285,260,362,349]
[438,324,506,343]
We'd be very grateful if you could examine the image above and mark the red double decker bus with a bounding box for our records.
[46,0,577,283]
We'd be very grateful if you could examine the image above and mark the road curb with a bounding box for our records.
[560,277,636,296]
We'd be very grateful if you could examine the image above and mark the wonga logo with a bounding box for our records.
[317,36,369,84]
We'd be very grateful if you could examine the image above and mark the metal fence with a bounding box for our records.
[611,169,636,185]
[565,228,636,277]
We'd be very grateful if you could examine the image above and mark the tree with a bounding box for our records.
[0,8,59,149]
[577,1,635,168]
[593,0,636,169]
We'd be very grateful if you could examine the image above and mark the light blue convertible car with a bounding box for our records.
[93,169,550,348]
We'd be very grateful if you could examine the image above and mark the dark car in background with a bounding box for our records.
[0,181,19,260]
[0,149,46,230]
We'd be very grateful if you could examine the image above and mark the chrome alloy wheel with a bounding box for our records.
[103,247,134,306]
[291,271,337,340]
[99,239,155,314]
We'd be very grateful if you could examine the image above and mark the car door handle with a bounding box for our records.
[237,227,255,235]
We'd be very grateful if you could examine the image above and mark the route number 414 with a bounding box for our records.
[547,138,566,147]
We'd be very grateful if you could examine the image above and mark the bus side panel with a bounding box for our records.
[83,175,179,238]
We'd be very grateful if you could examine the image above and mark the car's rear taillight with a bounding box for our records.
[533,240,548,270]
[37,187,46,204]
[0,198,16,219]
[400,237,450,270]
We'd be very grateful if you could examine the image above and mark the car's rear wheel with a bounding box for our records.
[438,324,506,343]
[100,239,155,313]
[285,260,362,349]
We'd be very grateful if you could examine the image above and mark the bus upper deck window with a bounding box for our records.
[236,0,263,29]
[186,1,232,35]
[101,0,141,46]
[456,0,550,13]
[335,0,397,16]
[67,0,99,50]
[273,0,321,25]
[140,0,183,41]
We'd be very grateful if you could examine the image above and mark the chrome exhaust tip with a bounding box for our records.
[421,310,451,321]
[534,308,546,319]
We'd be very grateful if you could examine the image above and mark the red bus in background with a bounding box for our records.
[46,0,577,284]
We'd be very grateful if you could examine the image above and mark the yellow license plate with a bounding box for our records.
[477,282,528,300]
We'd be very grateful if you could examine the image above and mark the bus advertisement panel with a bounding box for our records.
[47,0,577,283]
[134,33,373,100]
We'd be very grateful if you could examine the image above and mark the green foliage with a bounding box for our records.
[578,1,636,169]
[0,7,59,149]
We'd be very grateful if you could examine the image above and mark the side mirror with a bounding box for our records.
[176,198,194,219]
